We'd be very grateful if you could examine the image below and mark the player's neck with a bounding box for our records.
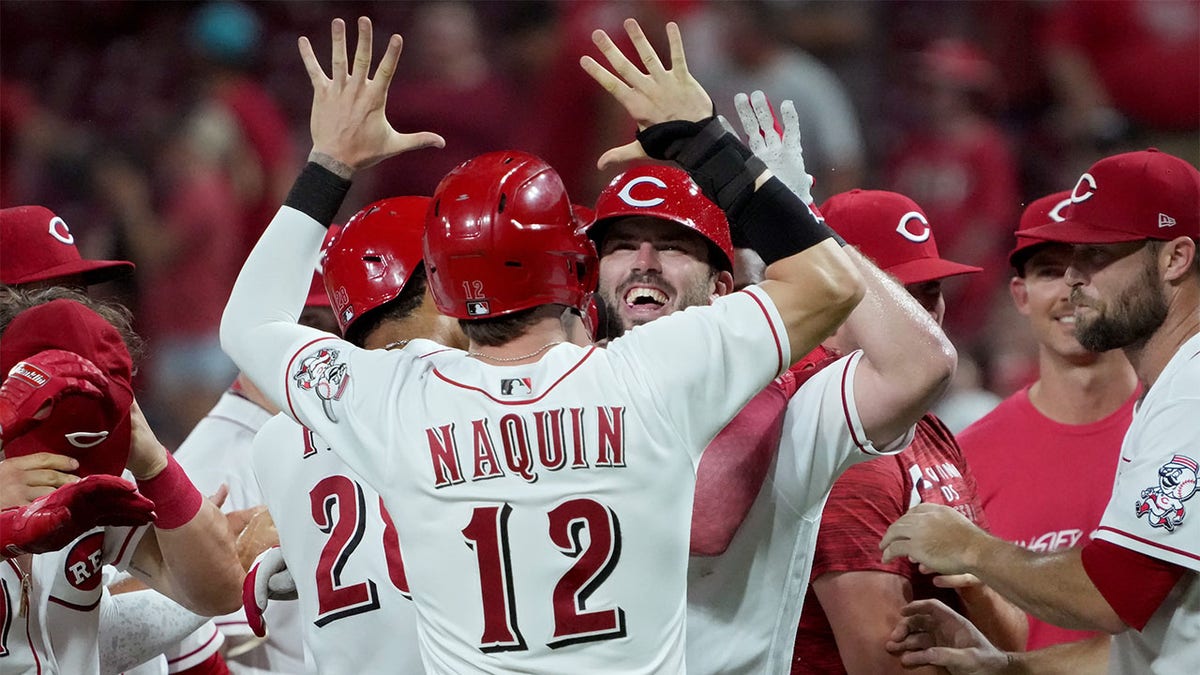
[1029,348,1138,424]
[467,317,569,366]
[1123,295,1199,391]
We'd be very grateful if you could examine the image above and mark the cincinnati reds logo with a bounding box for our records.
[1136,454,1198,532]
[48,216,74,245]
[617,175,668,208]
[63,532,105,591]
[66,430,109,448]
[1047,196,1072,222]
[896,211,931,243]
[1068,173,1098,205]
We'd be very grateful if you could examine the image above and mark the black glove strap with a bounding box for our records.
[737,178,844,265]
[284,162,352,228]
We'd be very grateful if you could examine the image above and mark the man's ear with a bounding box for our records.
[1009,276,1031,317]
[713,270,735,298]
[1161,236,1197,284]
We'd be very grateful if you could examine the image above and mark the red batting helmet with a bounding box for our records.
[590,165,734,273]
[0,299,134,478]
[424,151,597,319]
[322,198,430,335]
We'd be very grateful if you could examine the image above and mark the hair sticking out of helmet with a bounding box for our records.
[590,165,734,273]
[322,197,431,336]
[424,151,597,320]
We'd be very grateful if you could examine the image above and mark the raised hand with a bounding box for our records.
[0,349,108,446]
[886,599,1012,675]
[2,474,156,557]
[299,16,444,177]
[734,91,814,204]
[580,19,713,169]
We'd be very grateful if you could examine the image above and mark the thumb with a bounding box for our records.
[597,140,648,170]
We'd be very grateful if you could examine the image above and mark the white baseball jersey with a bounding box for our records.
[172,390,306,675]
[251,414,423,674]
[686,350,912,674]
[1093,332,1200,675]
[222,205,791,674]
[0,525,147,674]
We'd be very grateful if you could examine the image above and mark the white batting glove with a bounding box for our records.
[733,90,814,205]
[243,546,297,638]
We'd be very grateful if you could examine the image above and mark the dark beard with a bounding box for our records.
[1074,263,1167,352]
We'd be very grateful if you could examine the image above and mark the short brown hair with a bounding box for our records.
[460,304,566,347]
[0,285,145,366]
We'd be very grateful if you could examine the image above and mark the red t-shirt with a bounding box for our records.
[957,385,1137,650]
[792,415,987,674]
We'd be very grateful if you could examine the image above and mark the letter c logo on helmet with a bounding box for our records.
[896,211,931,243]
[617,175,668,208]
[1069,173,1098,205]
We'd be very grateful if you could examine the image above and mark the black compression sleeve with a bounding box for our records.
[283,162,352,228]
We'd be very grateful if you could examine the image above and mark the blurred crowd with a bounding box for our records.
[2,0,1197,445]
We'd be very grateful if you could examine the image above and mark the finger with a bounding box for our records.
[734,93,762,147]
[750,91,781,150]
[881,540,907,563]
[298,37,328,83]
[597,140,648,170]
[623,18,665,75]
[580,55,633,101]
[397,131,447,152]
[591,28,646,85]
[901,598,949,617]
[780,99,803,154]
[351,16,373,79]
[933,572,981,588]
[10,452,79,472]
[374,33,403,84]
[209,483,230,508]
[665,22,688,73]
[330,18,348,78]
[24,485,56,502]
[27,469,80,489]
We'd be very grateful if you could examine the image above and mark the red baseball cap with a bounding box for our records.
[820,190,982,285]
[0,299,134,477]
[1022,149,1200,245]
[0,206,134,286]
[1008,191,1072,268]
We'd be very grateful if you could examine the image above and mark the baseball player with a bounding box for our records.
[221,16,863,673]
[586,90,956,674]
[883,149,1200,674]
[954,191,1140,668]
[791,188,1027,675]
[0,290,243,674]
[243,196,457,675]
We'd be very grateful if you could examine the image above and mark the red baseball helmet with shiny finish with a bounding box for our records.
[590,165,734,272]
[322,197,430,336]
[424,151,597,320]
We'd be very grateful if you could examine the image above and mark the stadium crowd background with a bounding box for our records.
[2,0,1197,446]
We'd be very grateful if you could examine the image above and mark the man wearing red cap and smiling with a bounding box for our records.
[791,189,1026,675]
[883,149,1200,674]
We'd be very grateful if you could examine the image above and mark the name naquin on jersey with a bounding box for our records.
[426,406,628,488]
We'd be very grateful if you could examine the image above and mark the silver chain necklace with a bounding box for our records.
[384,340,410,350]
[467,341,563,363]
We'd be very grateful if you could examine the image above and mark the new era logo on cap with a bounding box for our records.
[1021,149,1200,245]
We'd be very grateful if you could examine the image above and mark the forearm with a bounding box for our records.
[957,584,1028,653]
[99,588,212,674]
[153,499,244,615]
[967,541,1124,633]
[1005,634,1110,675]
[840,247,955,444]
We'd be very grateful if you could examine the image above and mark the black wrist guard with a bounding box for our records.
[737,178,844,265]
[638,117,767,222]
[284,162,352,227]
